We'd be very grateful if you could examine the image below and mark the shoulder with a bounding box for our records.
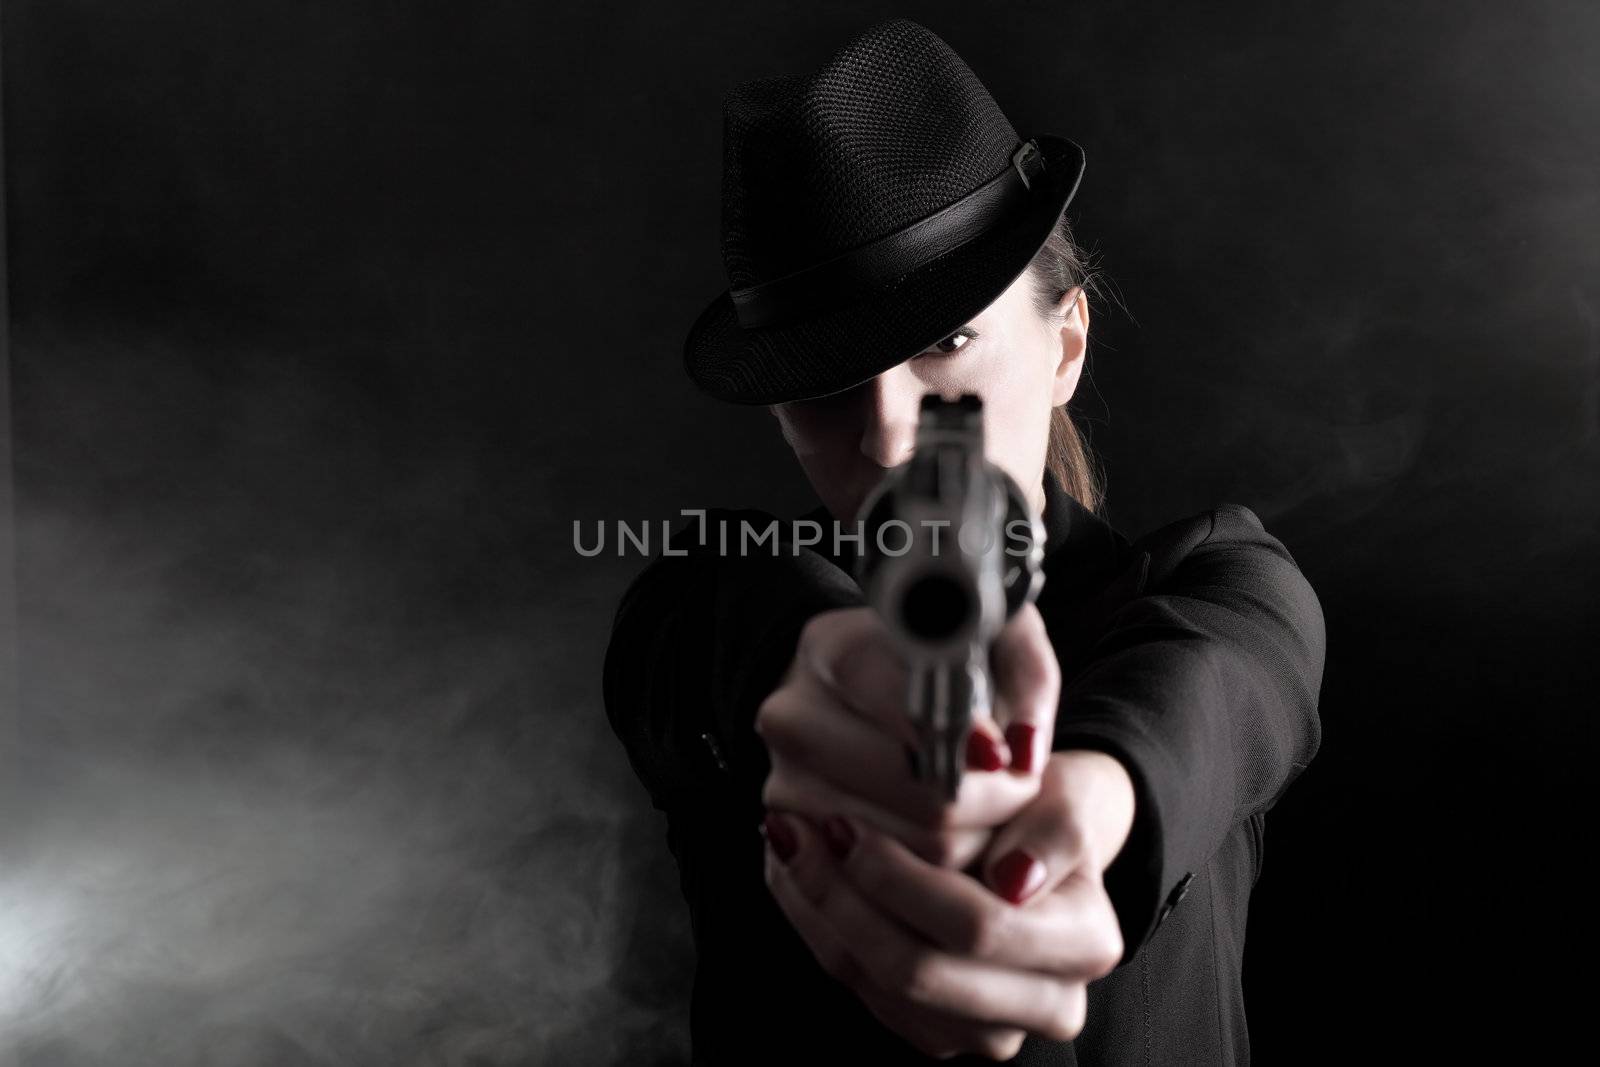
[660,505,783,553]
[1132,503,1269,554]
[605,506,759,620]
[1137,502,1298,552]
[610,504,854,616]
[648,505,847,565]
[1129,503,1309,593]
[610,506,772,601]
[1107,503,1326,688]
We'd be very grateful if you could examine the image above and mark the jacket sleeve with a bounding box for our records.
[602,509,866,817]
[1050,503,1327,967]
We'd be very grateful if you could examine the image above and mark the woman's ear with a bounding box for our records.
[1050,286,1089,406]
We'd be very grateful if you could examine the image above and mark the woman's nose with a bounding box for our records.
[858,370,921,468]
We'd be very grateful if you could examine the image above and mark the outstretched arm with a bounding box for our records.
[1049,504,1327,965]
[602,510,864,816]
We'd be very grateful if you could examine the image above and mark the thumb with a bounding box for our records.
[978,787,1086,907]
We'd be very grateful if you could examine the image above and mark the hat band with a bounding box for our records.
[729,139,1047,330]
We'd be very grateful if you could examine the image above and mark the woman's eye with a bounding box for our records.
[925,329,976,356]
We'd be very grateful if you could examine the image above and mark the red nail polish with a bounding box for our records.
[763,812,798,864]
[1005,724,1038,773]
[966,729,1006,771]
[992,849,1046,904]
[822,815,856,860]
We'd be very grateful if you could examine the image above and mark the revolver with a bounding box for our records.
[853,393,1046,800]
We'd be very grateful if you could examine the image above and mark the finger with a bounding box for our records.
[797,608,917,745]
[978,751,1134,912]
[794,607,1017,789]
[770,814,1093,1040]
[802,609,1018,761]
[976,755,1082,906]
[761,813,871,991]
[763,761,993,869]
[824,866,1089,1041]
[759,687,1040,833]
[989,602,1060,774]
[854,981,1028,1063]
[762,814,1029,1060]
[832,813,1125,980]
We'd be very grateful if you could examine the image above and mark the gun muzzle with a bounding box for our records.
[855,394,1044,800]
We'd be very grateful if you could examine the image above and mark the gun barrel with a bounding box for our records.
[854,393,1043,800]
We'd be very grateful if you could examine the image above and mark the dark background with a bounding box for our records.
[1,1,1594,1063]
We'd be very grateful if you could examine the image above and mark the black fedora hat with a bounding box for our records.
[684,17,1086,406]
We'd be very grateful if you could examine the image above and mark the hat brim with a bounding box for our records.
[683,135,1086,405]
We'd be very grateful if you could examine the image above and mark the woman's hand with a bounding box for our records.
[756,602,1060,871]
[760,749,1136,1060]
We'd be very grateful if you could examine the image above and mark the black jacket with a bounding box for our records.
[603,471,1326,1065]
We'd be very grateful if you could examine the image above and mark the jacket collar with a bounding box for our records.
[799,469,1132,604]
[1037,469,1134,604]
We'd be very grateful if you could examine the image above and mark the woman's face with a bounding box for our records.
[771,269,1088,524]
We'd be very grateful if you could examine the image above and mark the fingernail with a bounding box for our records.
[1005,724,1038,773]
[966,728,1006,771]
[763,812,798,865]
[821,815,856,861]
[992,849,1047,904]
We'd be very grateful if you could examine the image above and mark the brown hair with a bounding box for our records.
[1025,214,1111,514]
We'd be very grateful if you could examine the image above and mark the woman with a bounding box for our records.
[603,18,1325,1066]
